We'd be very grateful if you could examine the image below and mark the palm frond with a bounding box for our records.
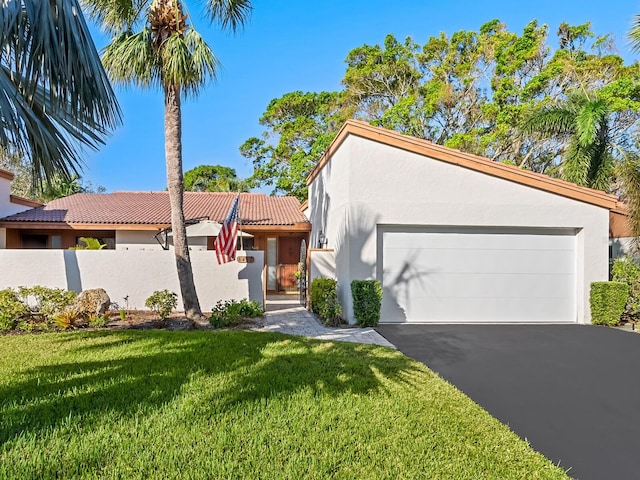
[562,140,592,187]
[617,155,640,243]
[0,0,121,185]
[160,30,219,97]
[575,98,608,149]
[102,29,159,88]
[82,0,149,33]
[205,0,252,33]
[629,14,640,53]
[520,107,576,136]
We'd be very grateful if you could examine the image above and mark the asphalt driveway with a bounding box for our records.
[376,324,640,480]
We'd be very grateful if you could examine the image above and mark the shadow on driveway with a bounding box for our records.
[376,324,640,480]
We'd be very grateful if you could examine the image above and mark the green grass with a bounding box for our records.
[0,330,569,479]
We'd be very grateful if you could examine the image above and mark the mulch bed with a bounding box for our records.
[105,311,262,331]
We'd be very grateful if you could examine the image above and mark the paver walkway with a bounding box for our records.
[252,296,394,348]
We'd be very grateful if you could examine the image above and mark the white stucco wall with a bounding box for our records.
[309,135,610,324]
[0,250,264,311]
[115,230,209,250]
[0,176,32,218]
[309,249,336,281]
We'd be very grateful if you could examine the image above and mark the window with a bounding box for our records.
[21,234,47,249]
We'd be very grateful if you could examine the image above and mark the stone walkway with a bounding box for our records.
[251,296,395,348]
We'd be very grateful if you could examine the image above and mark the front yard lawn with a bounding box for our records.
[0,330,569,479]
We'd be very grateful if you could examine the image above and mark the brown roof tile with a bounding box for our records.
[0,192,309,226]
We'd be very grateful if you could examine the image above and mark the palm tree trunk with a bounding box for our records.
[164,83,203,321]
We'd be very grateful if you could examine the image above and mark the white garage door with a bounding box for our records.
[380,227,577,323]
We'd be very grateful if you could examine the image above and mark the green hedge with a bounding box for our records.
[611,256,640,321]
[351,280,382,327]
[310,278,342,326]
[590,282,629,326]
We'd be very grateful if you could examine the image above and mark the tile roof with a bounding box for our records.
[0,192,310,226]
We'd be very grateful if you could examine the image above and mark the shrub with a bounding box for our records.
[611,256,640,321]
[88,314,110,328]
[16,286,77,318]
[590,282,629,326]
[310,278,342,326]
[145,290,178,320]
[351,280,383,327]
[0,289,29,333]
[209,299,263,329]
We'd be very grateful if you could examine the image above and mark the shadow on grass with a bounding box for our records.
[0,330,420,444]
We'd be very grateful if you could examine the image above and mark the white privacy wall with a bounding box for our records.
[308,134,610,324]
[0,250,264,310]
[115,230,209,250]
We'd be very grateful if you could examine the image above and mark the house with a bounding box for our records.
[0,189,310,295]
[306,120,631,325]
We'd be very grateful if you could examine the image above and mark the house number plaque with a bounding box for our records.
[237,256,254,263]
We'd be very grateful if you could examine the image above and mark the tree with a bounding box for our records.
[520,92,615,190]
[243,20,640,199]
[241,91,351,200]
[86,0,252,321]
[184,165,249,192]
[0,148,105,201]
[0,0,120,189]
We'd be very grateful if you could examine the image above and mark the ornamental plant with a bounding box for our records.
[145,290,178,320]
[209,299,263,328]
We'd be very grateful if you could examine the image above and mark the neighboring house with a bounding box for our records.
[0,191,310,294]
[0,169,42,248]
[306,120,632,325]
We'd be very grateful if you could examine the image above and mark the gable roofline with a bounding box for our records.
[307,120,619,211]
[10,195,42,208]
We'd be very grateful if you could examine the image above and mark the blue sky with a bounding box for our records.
[83,0,640,193]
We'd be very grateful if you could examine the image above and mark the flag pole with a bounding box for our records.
[238,190,244,252]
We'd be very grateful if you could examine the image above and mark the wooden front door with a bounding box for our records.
[278,236,302,292]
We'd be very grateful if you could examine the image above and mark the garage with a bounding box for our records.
[380,226,577,323]
[306,120,617,324]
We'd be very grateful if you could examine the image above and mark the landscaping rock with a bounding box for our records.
[73,288,111,316]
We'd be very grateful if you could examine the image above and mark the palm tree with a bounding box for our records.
[0,0,120,188]
[85,0,252,321]
[520,92,613,191]
[622,18,640,242]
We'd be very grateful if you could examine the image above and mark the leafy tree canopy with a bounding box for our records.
[183,165,250,192]
[0,148,104,201]
[243,20,640,199]
[241,91,352,201]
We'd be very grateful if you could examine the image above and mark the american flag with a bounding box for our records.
[215,194,240,264]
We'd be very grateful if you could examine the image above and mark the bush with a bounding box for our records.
[16,286,77,318]
[611,256,640,321]
[0,289,29,332]
[209,299,263,329]
[88,314,110,328]
[590,282,629,326]
[351,280,383,327]
[145,290,178,320]
[310,278,342,326]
